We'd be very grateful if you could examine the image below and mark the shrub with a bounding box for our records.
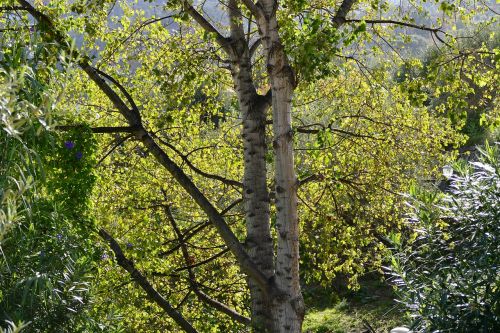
[0,32,99,332]
[388,143,500,332]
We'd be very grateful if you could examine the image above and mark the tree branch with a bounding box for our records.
[56,125,136,133]
[96,134,133,167]
[295,123,385,141]
[99,229,199,333]
[331,0,358,28]
[174,248,230,272]
[345,18,451,45]
[99,14,175,66]
[182,1,231,53]
[156,136,243,188]
[229,0,246,42]
[298,174,325,187]
[240,0,262,19]
[0,6,26,11]
[93,67,140,112]
[163,204,251,325]
[159,198,243,257]
[249,38,262,58]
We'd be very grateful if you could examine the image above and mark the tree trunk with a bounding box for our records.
[256,4,305,332]
[241,91,275,332]
[228,1,275,330]
[233,67,275,331]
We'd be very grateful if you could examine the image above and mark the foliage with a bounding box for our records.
[388,143,500,332]
[0,126,99,332]
[0,22,99,332]
[303,277,403,333]
[76,19,461,328]
[397,24,499,145]
[296,62,461,288]
[1,0,498,331]
[0,322,29,333]
[303,300,398,333]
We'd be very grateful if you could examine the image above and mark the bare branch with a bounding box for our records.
[99,228,199,333]
[96,134,133,167]
[331,0,358,28]
[156,136,243,188]
[159,198,243,257]
[182,1,231,53]
[0,27,25,32]
[343,19,452,46]
[56,125,135,133]
[99,14,175,66]
[163,204,251,325]
[174,248,230,272]
[328,0,451,48]
[298,174,325,187]
[347,18,445,34]
[480,0,499,15]
[249,38,262,57]
[295,122,385,141]
[0,6,26,11]
[93,67,139,112]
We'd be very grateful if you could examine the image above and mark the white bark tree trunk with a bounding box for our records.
[256,3,304,332]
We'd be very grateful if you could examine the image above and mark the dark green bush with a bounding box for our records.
[388,143,500,332]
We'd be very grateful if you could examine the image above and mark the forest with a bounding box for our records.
[0,0,498,332]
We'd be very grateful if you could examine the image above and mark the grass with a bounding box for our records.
[303,276,407,333]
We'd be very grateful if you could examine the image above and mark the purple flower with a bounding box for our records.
[56,234,63,240]
[126,242,133,249]
[101,253,109,260]
[75,151,83,160]
[64,141,75,149]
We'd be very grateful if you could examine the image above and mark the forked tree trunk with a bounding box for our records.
[17,0,357,331]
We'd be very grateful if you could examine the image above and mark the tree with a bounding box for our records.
[1,0,495,331]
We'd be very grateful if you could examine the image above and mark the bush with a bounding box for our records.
[388,143,500,332]
[0,32,99,332]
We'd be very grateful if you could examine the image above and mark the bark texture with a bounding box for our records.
[256,2,304,332]
[228,1,275,330]
[229,0,305,330]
